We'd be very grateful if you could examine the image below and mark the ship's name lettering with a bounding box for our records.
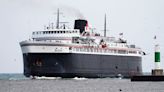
[54,47,62,52]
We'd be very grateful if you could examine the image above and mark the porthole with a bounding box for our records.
[115,66,118,69]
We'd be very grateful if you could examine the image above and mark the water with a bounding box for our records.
[0,73,28,80]
[0,73,164,92]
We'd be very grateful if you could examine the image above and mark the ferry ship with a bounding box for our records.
[20,9,143,78]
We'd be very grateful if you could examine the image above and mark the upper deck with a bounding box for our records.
[32,29,80,40]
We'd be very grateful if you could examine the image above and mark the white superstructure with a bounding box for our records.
[20,27,143,57]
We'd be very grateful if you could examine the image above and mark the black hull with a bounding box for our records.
[23,53,142,78]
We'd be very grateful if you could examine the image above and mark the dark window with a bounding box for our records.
[118,50,126,54]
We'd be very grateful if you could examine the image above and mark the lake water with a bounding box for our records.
[0,73,164,92]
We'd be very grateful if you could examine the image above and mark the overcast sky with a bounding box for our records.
[0,0,164,73]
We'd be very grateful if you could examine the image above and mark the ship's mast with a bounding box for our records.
[56,8,60,29]
[104,14,106,37]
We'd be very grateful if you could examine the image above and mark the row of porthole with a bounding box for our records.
[33,30,78,35]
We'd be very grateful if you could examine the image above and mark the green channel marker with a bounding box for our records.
[155,44,160,69]
[155,52,160,62]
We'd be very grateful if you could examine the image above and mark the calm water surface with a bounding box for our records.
[0,73,164,92]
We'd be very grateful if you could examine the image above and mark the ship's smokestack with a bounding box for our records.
[74,19,87,34]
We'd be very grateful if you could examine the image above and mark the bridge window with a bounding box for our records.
[118,50,126,54]
[139,51,141,54]
[104,49,107,53]
[114,50,117,53]
[129,51,137,54]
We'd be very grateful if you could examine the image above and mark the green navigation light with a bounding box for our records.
[155,52,160,62]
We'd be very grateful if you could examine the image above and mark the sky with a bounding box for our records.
[0,0,164,73]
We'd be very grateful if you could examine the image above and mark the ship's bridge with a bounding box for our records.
[32,29,80,40]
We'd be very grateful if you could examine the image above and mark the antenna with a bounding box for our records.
[101,14,109,37]
[55,8,63,29]
[56,8,59,29]
[104,14,106,37]
[51,23,54,29]
[59,22,69,29]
